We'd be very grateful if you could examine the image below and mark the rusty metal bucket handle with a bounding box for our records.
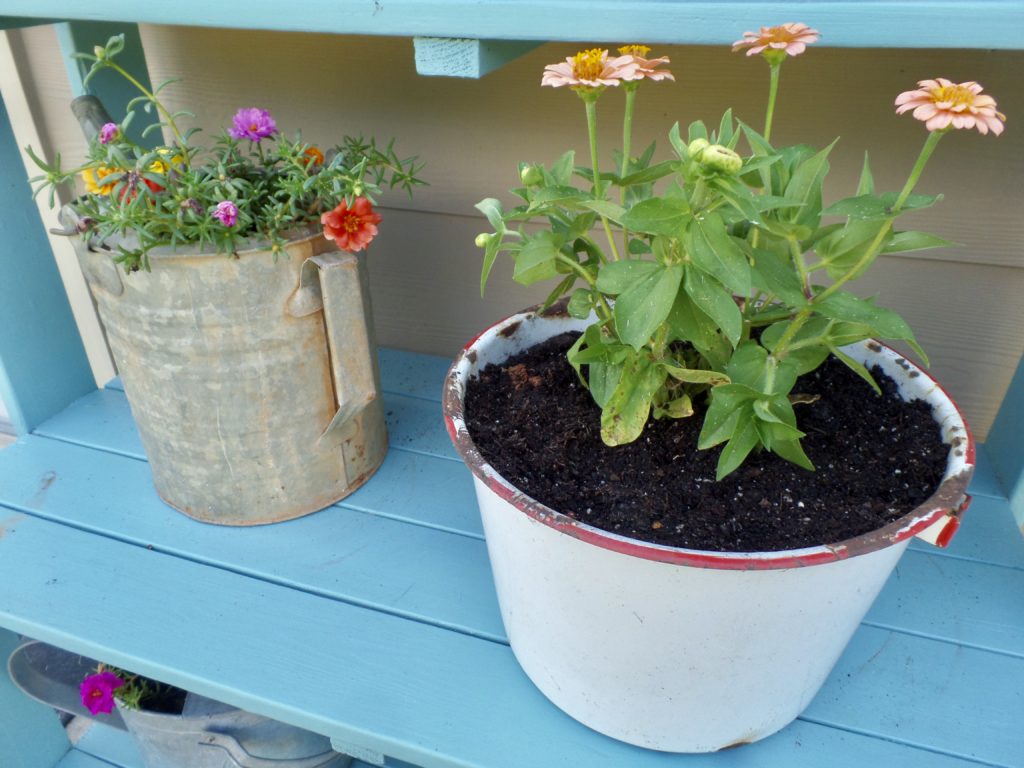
[287,252,380,445]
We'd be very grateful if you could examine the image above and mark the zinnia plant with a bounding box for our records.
[476,30,1005,479]
[28,35,423,272]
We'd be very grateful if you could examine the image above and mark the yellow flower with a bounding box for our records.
[148,148,184,174]
[81,166,120,196]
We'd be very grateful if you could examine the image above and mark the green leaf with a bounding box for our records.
[666,291,717,349]
[580,199,626,222]
[475,198,505,230]
[816,291,920,353]
[551,150,576,186]
[619,160,678,187]
[614,264,684,349]
[716,108,735,147]
[828,344,882,395]
[726,341,799,395]
[621,198,691,237]
[684,267,742,345]
[661,362,730,386]
[688,120,708,143]
[857,152,875,196]
[600,354,668,445]
[568,288,595,319]
[822,191,943,220]
[698,384,759,449]
[513,233,561,285]
[716,410,761,480]
[771,438,815,471]
[668,122,687,159]
[709,176,765,226]
[479,233,502,295]
[591,360,624,408]
[595,260,662,294]
[541,274,577,311]
[782,138,837,229]
[528,186,590,211]
[750,247,807,307]
[687,212,751,295]
[882,231,954,254]
[654,394,694,420]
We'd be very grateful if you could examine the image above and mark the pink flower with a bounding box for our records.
[617,45,674,82]
[895,78,1006,135]
[213,200,239,227]
[99,123,119,145]
[228,108,277,141]
[321,197,382,252]
[732,23,820,57]
[541,48,639,89]
[80,671,124,715]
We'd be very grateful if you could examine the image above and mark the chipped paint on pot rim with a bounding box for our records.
[443,302,975,571]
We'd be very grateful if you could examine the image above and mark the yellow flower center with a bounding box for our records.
[931,84,975,107]
[762,25,798,43]
[572,48,606,81]
[618,44,650,57]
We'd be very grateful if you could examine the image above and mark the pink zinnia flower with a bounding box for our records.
[541,48,639,89]
[213,200,239,227]
[895,78,1006,135]
[321,197,382,252]
[228,108,277,141]
[617,45,674,82]
[80,671,124,715]
[732,23,820,57]
[98,122,119,145]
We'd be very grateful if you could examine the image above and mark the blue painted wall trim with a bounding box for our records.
[0,96,94,435]
[986,356,1024,531]
[2,1,1024,49]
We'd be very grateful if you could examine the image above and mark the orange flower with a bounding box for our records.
[541,48,639,89]
[321,197,382,252]
[81,166,120,196]
[732,23,820,57]
[303,146,325,166]
[617,45,674,82]
[895,79,1005,135]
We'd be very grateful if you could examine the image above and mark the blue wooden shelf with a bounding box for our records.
[2,1,1023,48]
[1,348,1022,768]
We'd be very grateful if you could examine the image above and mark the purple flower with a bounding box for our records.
[228,108,277,141]
[98,122,119,145]
[80,671,124,715]
[213,200,239,227]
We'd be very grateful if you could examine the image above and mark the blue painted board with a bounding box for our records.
[0,627,71,768]
[986,355,1024,530]
[377,348,452,402]
[0,1,1023,49]
[0,513,1015,768]
[413,38,541,78]
[0,96,94,435]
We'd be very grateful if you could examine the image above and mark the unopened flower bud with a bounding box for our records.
[687,138,710,159]
[699,144,743,175]
[520,165,543,186]
[93,46,105,59]
[475,233,492,248]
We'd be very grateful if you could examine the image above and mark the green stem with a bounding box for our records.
[787,235,810,297]
[764,61,781,143]
[621,85,637,253]
[583,95,622,261]
[108,61,190,167]
[773,130,945,358]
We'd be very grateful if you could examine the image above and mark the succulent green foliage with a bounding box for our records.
[28,35,423,273]
[475,55,953,480]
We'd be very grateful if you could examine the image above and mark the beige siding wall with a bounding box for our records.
[6,24,1023,438]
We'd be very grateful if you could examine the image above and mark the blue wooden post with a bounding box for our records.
[0,95,94,436]
[986,356,1024,532]
[0,628,70,768]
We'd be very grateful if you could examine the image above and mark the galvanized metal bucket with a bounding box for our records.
[63,208,387,525]
[7,640,350,768]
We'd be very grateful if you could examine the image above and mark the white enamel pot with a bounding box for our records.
[442,303,974,753]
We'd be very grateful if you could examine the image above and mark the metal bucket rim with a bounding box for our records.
[442,302,975,571]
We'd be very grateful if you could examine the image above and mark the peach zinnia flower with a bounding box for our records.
[895,79,1005,135]
[541,48,639,89]
[321,197,382,252]
[617,45,675,82]
[732,23,820,57]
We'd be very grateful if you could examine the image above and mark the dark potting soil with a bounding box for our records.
[463,333,949,552]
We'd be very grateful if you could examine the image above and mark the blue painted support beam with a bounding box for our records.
[0,628,71,768]
[55,22,159,148]
[0,18,52,29]
[0,96,94,436]
[986,355,1024,533]
[414,38,541,78]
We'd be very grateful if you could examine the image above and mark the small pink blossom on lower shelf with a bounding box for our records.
[213,200,239,227]
[732,23,820,57]
[98,122,119,144]
[542,48,639,89]
[895,78,1006,135]
[80,671,124,715]
[617,45,675,82]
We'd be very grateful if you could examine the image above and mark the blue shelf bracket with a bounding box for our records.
[413,37,541,78]
[985,354,1024,533]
